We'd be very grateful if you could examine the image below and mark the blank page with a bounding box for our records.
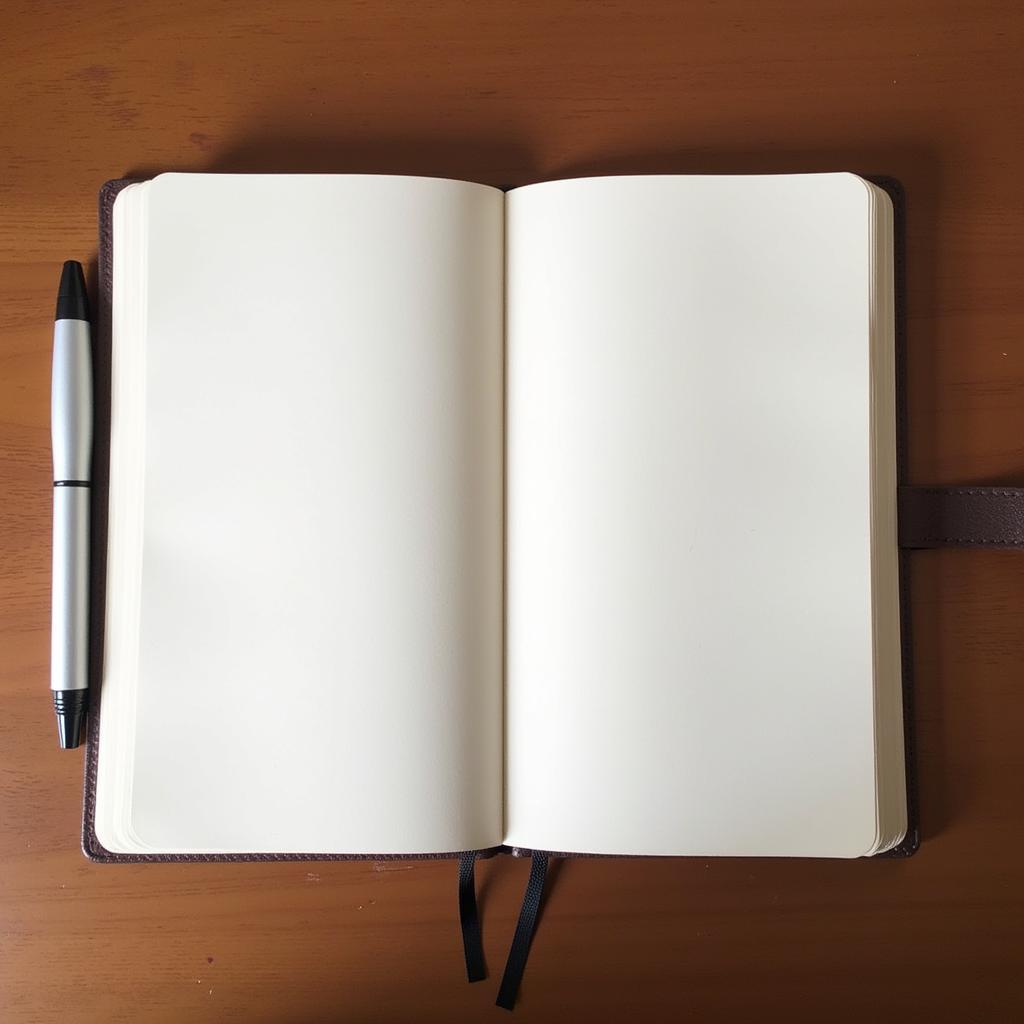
[505,174,904,857]
[95,174,505,854]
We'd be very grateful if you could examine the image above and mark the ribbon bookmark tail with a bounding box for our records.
[495,851,549,1010]
[458,851,486,982]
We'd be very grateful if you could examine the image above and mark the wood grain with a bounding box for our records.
[2,2,1023,1021]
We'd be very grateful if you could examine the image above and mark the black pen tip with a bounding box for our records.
[54,690,88,749]
[56,260,90,322]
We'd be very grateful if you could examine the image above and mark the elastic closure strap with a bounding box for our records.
[898,485,1024,549]
[496,851,549,1011]
[458,852,486,982]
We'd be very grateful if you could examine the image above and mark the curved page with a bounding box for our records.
[96,174,504,854]
[505,174,903,857]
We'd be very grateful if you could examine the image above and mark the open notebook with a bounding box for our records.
[93,172,907,860]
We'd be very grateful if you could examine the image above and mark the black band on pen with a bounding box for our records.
[54,480,91,487]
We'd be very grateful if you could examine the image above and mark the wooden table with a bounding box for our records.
[2,2,1022,1021]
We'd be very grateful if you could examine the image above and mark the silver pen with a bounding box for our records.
[51,260,92,749]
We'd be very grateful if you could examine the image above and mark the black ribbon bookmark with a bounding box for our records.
[458,852,486,982]
[495,852,549,1011]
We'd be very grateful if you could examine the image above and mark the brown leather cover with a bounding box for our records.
[82,174,948,863]
[899,485,1024,548]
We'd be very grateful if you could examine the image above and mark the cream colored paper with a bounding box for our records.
[95,174,505,854]
[96,172,905,860]
[504,174,904,856]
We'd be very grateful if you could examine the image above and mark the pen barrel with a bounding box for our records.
[52,319,92,482]
[51,486,90,692]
